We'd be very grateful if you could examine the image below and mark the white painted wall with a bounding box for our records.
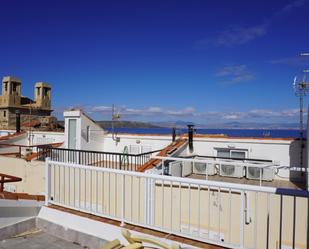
[103,134,171,153]
[0,130,64,146]
[64,109,172,153]
[0,132,28,145]
[64,110,105,151]
[31,131,64,145]
[178,137,302,180]
[184,137,299,166]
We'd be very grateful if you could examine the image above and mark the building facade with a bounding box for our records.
[0,76,54,130]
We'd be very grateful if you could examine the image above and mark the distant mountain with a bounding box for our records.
[58,119,299,130]
[196,122,300,130]
[96,121,160,129]
[150,121,300,129]
[151,120,195,128]
[57,120,161,129]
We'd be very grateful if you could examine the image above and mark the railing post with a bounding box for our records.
[121,174,125,226]
[45,157,51,206]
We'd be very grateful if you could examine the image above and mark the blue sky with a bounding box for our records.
[0,0,309,124]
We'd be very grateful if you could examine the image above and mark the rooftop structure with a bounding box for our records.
[0,108,308,249]
[0,76,55,131]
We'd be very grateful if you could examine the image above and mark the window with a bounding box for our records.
[37,87,40,96]
[216,148,246,159]
[4,83,7,92]
[216,148,230,158]
[231,150,246,159]
[3,111,6,117]
[12,83,16,92]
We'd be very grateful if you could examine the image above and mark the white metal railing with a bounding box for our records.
[45,158,309,249]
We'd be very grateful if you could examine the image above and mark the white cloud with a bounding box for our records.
[90,105,196,117]
[195,0,307,48]
[215,24,267,46]
[216,65,255,83]
[270,56,309,66]
[87,105,300,122]
[92,106,112,113]
[222,113,243,120]
[274,0,307,18]
[202,108,300,121]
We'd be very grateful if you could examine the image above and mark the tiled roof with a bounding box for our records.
[21,119,41,128]
[0,192,44,201]
[137,138,187,172]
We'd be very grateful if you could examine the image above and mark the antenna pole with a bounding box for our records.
[112,104,115,140]
[295,53,309,171]
[299,91,304,168]
[111,104,121,142]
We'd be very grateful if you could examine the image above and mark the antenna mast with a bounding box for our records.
[293,53,309,169]
[111,104,121,142]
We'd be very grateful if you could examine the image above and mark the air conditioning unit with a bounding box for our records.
[181,161,192,177]
[220,163,243,178]
[193,158,216,176]
[246,166,274,181]
[168,161,182,177]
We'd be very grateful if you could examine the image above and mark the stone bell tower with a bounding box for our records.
[1,76,21,107]
[34,82,51,110]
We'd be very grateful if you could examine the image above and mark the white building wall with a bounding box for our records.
[188,138,299,167]
[64,110,81,149]
[31,131,64,145]
[64,110,105,151]
[0,130,64,146]
[0,132,28,145]
[179,137,301,180]
[102,134,172,153]
[79,112,105,151]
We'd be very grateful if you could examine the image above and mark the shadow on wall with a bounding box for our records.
[289,139,307,189]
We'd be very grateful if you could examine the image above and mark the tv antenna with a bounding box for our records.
[293,52,309,168]
[111,104,121,142]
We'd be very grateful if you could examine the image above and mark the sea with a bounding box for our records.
[107,128,304,138]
